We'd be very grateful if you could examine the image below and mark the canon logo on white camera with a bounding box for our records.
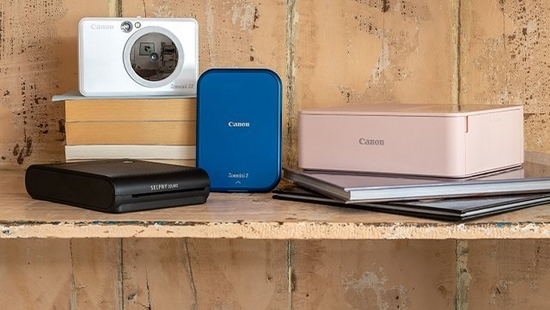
[90,24,114,30]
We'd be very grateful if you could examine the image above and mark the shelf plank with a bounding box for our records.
[2,169,550,239]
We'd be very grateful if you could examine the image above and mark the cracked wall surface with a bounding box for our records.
[1,0,549,167]
[460,0,550,154]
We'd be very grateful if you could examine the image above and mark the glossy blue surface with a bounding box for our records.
[196,68,282,192]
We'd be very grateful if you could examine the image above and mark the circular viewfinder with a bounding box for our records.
[128,32,179,82]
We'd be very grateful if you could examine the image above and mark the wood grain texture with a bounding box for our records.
[122,239,195,309]
[70,239,122,309]
[187,239,289,309]
[5,238,550,309]
[5,237,550,309]
[0,238,289,309]
[0,239,123,309]
[0,239,73,309]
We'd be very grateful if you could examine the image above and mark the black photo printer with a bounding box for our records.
[25,159,210,213]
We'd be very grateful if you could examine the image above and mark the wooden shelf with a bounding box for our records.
[3,165,550,240]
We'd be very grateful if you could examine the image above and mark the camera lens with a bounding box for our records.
[120,21,133,32]
[128,32,179,82]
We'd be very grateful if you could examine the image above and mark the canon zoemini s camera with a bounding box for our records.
[78,17,198,96]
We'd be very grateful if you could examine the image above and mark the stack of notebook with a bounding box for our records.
[54,91,196,162]
[276,162,550,221]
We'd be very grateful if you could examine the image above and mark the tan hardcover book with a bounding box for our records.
[64,145,196,160]
[64,97,196,122]
[65,121,196,145]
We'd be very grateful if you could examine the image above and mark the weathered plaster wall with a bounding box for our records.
[1,0,549,167]
[460,0,550,153]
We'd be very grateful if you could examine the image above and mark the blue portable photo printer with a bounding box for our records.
[196,68,282,192]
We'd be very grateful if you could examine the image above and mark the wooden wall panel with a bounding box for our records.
[6,238,550,309]
[0,239,73,309]
[0,239,122,309]
[0,238,290,309]
[291,240,456,310]
[69,239,122,308]
[460,0,550,154]
[462,240,550,309]
[122,239,196,309]
[187,239,289,309]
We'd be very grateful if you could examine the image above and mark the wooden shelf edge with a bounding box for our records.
[1,151,550,240]
[2,220,550,240]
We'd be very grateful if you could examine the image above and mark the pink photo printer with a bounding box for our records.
[298,103,524,178]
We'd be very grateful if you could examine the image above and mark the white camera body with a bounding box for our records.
[78,17,198,97]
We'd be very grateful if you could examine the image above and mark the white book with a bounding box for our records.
[65,145,195,160]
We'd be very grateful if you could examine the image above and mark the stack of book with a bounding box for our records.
[57,92,196,162]
[277,163,550,221]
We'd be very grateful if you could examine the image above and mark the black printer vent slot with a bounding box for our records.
[131,187,206,198]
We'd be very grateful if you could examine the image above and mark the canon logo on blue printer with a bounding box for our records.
[228,121,250,128]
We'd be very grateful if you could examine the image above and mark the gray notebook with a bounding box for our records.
[282,161,550,203]
[272,184,550,221]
